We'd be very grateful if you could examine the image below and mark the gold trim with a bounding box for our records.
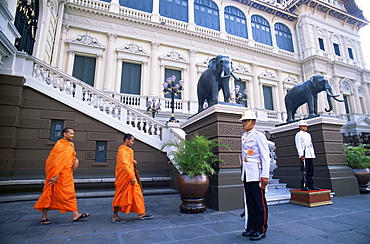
[290,200,333,207]
[289,189,331,196]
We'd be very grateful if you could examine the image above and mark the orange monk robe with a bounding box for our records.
[112,145,145,214]
[34,138,78,213]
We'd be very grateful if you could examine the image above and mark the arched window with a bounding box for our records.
[275,23,294,52]
[225,6,247,38]
[120,0,153,13]
[194,0,220,31]
[251,15,272,46]
[160,0,188,22]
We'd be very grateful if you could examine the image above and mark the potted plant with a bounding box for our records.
[344,144,370,193]
[161,134,228,213]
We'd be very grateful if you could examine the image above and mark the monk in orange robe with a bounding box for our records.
[34,128,90,224]
[111,134,153,223]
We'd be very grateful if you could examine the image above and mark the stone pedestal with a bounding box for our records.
[270,116,359,196]
[290,189,333,207]
[181,104,247,211]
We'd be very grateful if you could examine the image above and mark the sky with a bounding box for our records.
[356,0,370,67]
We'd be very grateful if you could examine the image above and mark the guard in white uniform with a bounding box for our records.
[240,110,269,241]
[295,120,320,191]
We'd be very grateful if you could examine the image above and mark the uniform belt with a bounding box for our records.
[244,157,260,163]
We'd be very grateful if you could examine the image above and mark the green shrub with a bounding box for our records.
[161,134,229,177]
[344,144,370,169]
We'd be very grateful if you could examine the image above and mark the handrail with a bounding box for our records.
[27,55,166,143]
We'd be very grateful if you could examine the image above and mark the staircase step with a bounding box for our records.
[0,188,178,203]
[266,188,292,205]
[0,177,172,186]
[267,183,287,189]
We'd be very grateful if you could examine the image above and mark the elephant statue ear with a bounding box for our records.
[208,58,217,70]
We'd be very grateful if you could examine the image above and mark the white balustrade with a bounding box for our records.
[31,57,165,141]
[69,0,110,11]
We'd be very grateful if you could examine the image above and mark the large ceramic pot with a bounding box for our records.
[175,174,210,213]
[353,168,370,194]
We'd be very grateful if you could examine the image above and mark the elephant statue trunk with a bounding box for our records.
[324,90,334,112]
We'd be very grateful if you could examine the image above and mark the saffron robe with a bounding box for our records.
[112,145,145,214]
[34,138,78,213]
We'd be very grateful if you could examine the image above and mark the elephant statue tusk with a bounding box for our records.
[325,88,344,102]
[220,70,230,78]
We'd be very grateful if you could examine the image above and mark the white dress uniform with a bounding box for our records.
[295,130,315,159]
[241,128,270,181]
[295,126,318,190]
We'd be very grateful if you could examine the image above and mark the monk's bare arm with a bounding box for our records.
[48,175,59,185]
[72,158,79,170]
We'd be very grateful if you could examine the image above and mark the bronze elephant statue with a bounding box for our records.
[285,75,343,122]
[197,55,241,112]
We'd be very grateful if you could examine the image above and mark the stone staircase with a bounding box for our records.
[0,175,292,205]
[265,176,292,205]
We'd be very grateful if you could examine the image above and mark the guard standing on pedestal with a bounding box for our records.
[295,120,320,191]
[239,110,269,241]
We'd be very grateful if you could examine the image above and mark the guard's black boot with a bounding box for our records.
[242,230,255,237]
[301,187,309,191]
[309,185,320,190]
[250,232,266,240]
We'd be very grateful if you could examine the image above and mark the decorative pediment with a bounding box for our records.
[116,43,149,56]
[66,33,105,49]
[283,75,298,85]
[196,58,211,67]
[258,70,277,80]
[159,51,188,63]
[233,64,251,75]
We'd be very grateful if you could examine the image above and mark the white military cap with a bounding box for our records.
[297,120,308,126]
[239,110,257,121]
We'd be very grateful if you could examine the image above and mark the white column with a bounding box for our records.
[276,70,284,112]
[95,54,104,90]
[66,50,75,75]
[150,42,160,96]
[270,19,277,48]
[363,83,370,114]
[103,33,117,91]
[152,0,160,22]
[297,75,306,115]
[219,2,227,39]
[352,81,361,113]
[115,57,123,92]
[159,64,165,98]
[246,11,253,41]
[251,64,259,109]
[187,50,198,105]
[51,3,66,67]
[141,61,149,95]
[188,0,195,31]
[140,61,150,110]
[56,24,69,70]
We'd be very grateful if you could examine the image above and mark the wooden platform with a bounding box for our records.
[289,189,333,207]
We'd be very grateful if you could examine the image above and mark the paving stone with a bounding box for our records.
[68,233,121,244]
[164,225,216,241]
[0,193,369,244]
[119,229,173,243]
